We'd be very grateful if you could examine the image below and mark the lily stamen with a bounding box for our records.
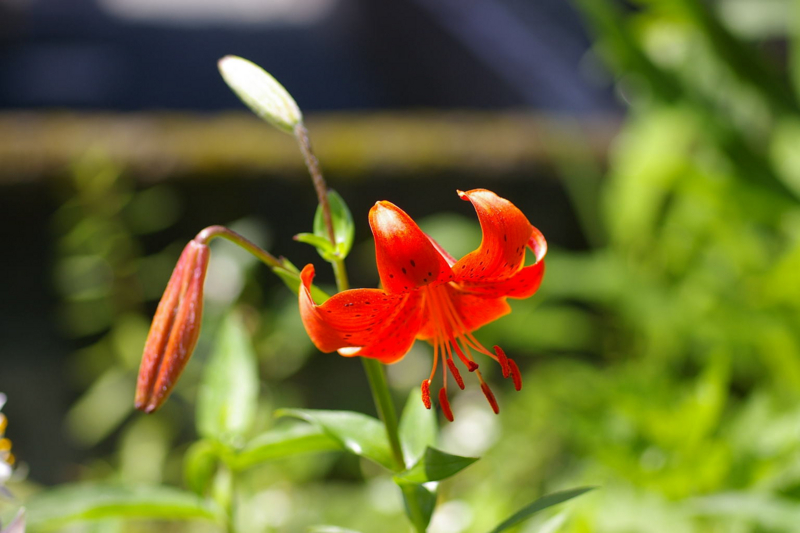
[478,373,500,414]
[438,387,454,422]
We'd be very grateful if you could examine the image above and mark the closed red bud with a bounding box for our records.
[135,239,210,413]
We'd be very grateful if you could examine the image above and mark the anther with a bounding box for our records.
[453,344,478,373]
[480,382,500,414]
[509,359,522,391]
[494,345,510,378]
[421,380,432,409]
[446,358,465,390]
[438,388,454,422]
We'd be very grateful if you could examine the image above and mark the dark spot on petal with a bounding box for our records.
[504,234,507,242]
[410,260,416,267]
[402,267,407,275]
[390,274,394,278]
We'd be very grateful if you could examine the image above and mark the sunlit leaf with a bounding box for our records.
[398,390,437,468]
[394,447,477,485]
[294,233,336,258]
[196,312,259,447]
[231,424,342,470]
[312,189,355,260]
[488,487,595,533]
[276,409,395,470]
[25,484,221,530]
[218,55,302,134]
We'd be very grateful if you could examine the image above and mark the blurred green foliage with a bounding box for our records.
[8,0,800,531]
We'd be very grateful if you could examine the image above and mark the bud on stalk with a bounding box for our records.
[135,239,210,413]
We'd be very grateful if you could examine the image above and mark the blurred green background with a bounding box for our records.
[4,0,800,531]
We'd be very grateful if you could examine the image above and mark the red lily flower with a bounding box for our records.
[299,189,547,420]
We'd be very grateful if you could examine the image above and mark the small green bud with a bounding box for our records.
[218,55,302,133]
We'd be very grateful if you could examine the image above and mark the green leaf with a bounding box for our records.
[294,233,336,257]
[25,484,221,530]
[312,189,355,261]
[488,487,595,533]
[394,447,477,485]
[230,424,342,470]
[398,389,437,468]
[196,312,259,447]
[218,55,302,134]
[276,409,395,470]
[183,439,219,495]
[401,484,437,533]
[271,267,330,303]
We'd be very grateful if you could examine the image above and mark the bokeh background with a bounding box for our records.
[3,0,800,531]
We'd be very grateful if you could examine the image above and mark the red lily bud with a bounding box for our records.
[135,239,210,413]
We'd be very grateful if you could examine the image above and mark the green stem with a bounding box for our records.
[195,225,283,270]
[295,123,337,247]
[294,125,423,529]
[362,358,405,469]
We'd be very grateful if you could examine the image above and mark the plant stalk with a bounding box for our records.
[195,225,283,270]
[295,123,337,247]
[294,125,421,527]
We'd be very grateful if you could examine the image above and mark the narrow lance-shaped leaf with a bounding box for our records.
[296,189,355,262]
[196,312,259,447]
[218,55,302,134]
[488,487,596,533]
[315,189,355,259]
[24,484,222,530]
[276,409,396,470]
[231,424,342,471]
[394,447,477,485]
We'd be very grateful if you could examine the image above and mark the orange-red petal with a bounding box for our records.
[345,290,424,363]
[416,283,511,340]
[299,264,424,363]
[452,189,534,283]
[458,260,545,299]
[369,201,453,294]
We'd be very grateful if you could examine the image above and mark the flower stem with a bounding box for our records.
[195,225,283,270]
[294,124,422,527]
[294,123,337,247]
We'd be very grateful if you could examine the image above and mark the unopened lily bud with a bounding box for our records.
[135,239,210,413]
